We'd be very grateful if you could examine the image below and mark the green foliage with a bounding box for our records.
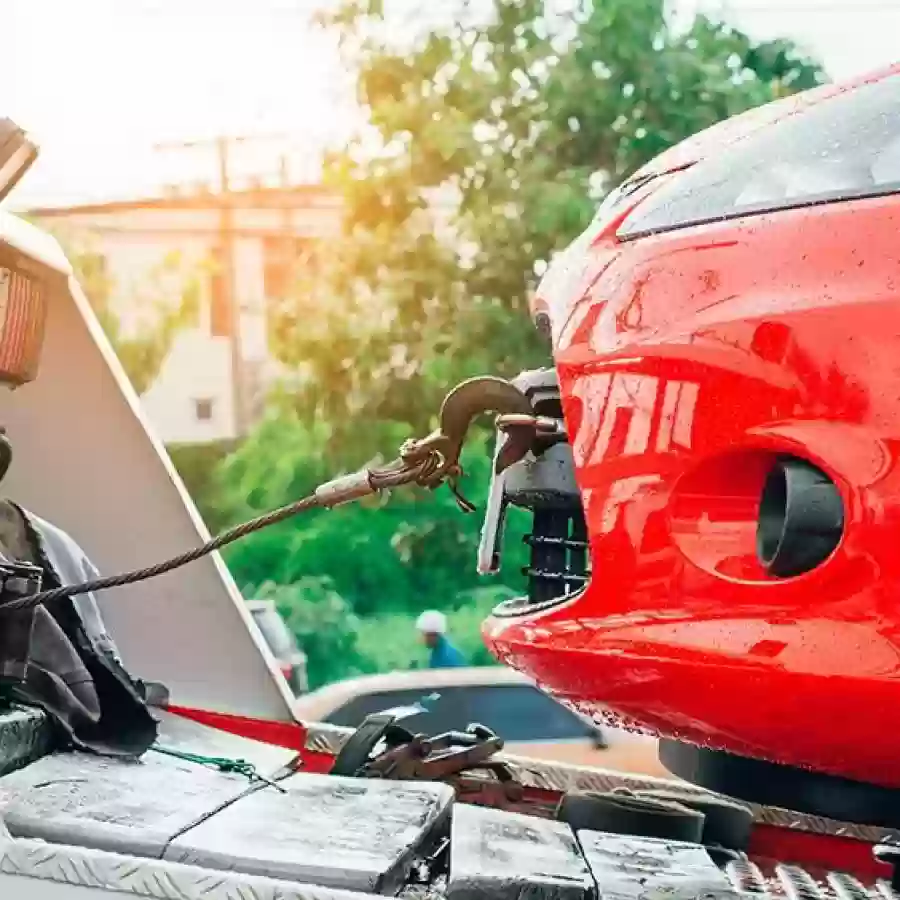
[254,574,515,689]
[355,587,516,674]
[167,441,236,534]
[276,0,825,434]
[255,577,368,688]
[106,288,200,395]
[67,244,201,394]
[181,0,825,687]
[204,410,529,618]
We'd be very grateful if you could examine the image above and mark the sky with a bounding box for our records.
[3,0,900,208]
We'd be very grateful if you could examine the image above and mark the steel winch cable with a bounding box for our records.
[0,374,542,614]
[0,451,447,614]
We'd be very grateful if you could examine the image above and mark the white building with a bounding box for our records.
[26,186,342,445]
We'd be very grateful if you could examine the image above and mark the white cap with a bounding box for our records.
[416,610,447,634]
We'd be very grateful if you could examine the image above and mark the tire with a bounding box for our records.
[555,790,706,842]
[636,788,753,851]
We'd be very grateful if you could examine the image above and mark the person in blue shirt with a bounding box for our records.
[416,610,466,668]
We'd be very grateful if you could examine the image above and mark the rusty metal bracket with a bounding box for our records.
[493,412,568,472]
[330,712,414,776]
[399,376,533,511]
[348,717,532,812]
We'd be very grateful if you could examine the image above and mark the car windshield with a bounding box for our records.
[251,606,296,657]
[323,683,594,741]
[620,73,900,238]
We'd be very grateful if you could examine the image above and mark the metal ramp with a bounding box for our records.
[0,708,454,896]
[0,706,895,900]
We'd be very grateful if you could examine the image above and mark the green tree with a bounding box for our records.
[70,247,201,394]
[208,405,530,616]
[269,0,824,438]
[193,1,826,682]
[255,577,368,688]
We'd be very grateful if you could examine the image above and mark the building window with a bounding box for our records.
[194,398,214,421]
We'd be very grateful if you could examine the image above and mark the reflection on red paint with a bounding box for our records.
[570,372,698,468]
[485,186,900,789]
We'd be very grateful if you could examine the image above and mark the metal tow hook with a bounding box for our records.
[476,412,568,574]
[494,412,568,468]
[400,376,533,511]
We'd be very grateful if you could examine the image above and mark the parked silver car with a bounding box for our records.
[246,599,309,695]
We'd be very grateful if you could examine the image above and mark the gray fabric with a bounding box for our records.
[27,513,122,666]
[0,501,158,757]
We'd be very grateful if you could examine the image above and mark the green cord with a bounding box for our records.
[150,744,287,793]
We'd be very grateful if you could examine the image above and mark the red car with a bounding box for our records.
[484,63,900,816]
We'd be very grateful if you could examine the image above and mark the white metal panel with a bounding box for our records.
[0,210,72,274]
[0,266,294,720]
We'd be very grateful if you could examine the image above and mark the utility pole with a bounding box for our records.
[214,135,245,437]
[155,133,287,438]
